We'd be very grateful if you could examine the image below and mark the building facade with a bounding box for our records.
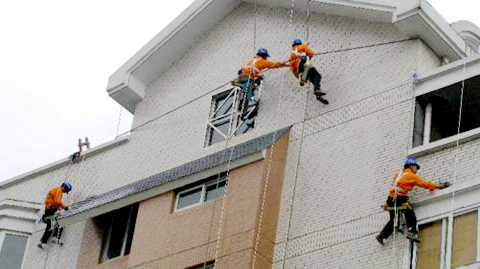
[1,0,480,268]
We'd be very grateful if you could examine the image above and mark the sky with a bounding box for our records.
[1,0,480,181]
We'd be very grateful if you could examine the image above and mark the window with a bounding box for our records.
[175,174,226,211]
[0,232,28,269]
[188,261,214,269]
[413,75,480,147]
[102,204,138,262]
[413,210,479,269]
[206,87,259,146]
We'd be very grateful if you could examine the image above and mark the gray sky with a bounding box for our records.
[1,0,479,181]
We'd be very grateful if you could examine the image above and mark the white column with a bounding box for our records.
[423,103,433,145]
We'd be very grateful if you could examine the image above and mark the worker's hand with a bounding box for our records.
[64,206,69,211]
[436,183,448,189]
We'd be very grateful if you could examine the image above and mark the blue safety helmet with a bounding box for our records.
[256,47,270,57]
[62,183,72,193]
[292,39,302,46]
[404,157,420,169]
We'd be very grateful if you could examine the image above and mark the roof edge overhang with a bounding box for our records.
[414,54,480,97]
[0,199,42,234]
[58,150,264,227]
[395,0,467,61]
[106,0,240,113]
[107,0,476,112]
[1,135,130,190]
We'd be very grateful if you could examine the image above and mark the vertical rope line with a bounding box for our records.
[280,84,311,269]
[405,77,419,268]
[254,0,257,53]
[115,106,123,138]
[447,62,467,265]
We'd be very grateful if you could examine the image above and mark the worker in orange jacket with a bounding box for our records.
[376,158,447,245]
[289,39,328,104]
[38,183,72,248]
[232,48,288,118]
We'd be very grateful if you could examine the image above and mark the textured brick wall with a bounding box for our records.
[3,2,467,268]
[71,131,288,269]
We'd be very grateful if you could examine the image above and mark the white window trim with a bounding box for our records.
[410,179,480,269]
[0,230,30,269]
[174,177,226,212]
[409,127,480,157]
[205,86,260,146]
[101,205,135,262]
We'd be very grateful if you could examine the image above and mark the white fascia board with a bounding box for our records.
[58,151,264,227]
[395,0,467,60]
[414,55,480,97]
[310,0,396,23]
[107,0,240,112]
[0,136,130,189]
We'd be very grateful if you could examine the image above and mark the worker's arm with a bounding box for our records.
[53,189,67,210]
[411,174,443,191]
[260,60,288,69]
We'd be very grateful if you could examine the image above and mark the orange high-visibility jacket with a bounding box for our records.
[240,56,285,78]
[45,187,66,210]
[290,44,314,78]
[389,168,437,197]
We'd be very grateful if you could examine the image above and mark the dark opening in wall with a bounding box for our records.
[413,75,480,147]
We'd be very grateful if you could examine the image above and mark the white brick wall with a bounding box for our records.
[4,2,473,268]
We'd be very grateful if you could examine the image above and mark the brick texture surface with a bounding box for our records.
[6,2,477,269]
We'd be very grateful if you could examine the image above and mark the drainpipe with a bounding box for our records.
[423,103,432,145]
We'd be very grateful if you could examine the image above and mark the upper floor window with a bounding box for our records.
[175,173,226,211]
[101,204,138,262]
[0,232,28,269]
[413,210,479,269]
[413,75,480,148]
[206,87,259,146]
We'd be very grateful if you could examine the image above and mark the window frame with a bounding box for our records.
[174,175,227,212]
[205,86,260,146]
[101,204,138,262]
[0,231,30,269]
[412,207,480,269]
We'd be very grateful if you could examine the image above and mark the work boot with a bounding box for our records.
[316,95,329,105]
[37,243,46,249]
[406,231,421,243]
[376,235,384,245]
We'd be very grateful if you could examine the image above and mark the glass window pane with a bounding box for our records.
[236,117,255,135]
[452,211,477,268]
[416,220,443,269]
[190,261,215,269]
[0,234,28,269]
[209,121,229,145]
[205,180,226,202]
[105,207,131,260]
[177,187,202,209]
[214,93,233,118]
[124,204,139,255]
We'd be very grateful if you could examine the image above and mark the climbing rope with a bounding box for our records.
[251,0,303,267]
[115,106,123,138]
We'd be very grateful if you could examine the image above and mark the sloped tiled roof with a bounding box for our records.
[62,127,289,220]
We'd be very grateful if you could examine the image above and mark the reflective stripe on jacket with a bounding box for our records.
[389,167,437,197]
[240,56,285,78]
[289,44,314,78]
[45,187,66,210]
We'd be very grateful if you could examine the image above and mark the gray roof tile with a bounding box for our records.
[62,127,289,219]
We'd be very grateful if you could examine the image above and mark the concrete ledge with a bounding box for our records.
[409,127,480,158]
